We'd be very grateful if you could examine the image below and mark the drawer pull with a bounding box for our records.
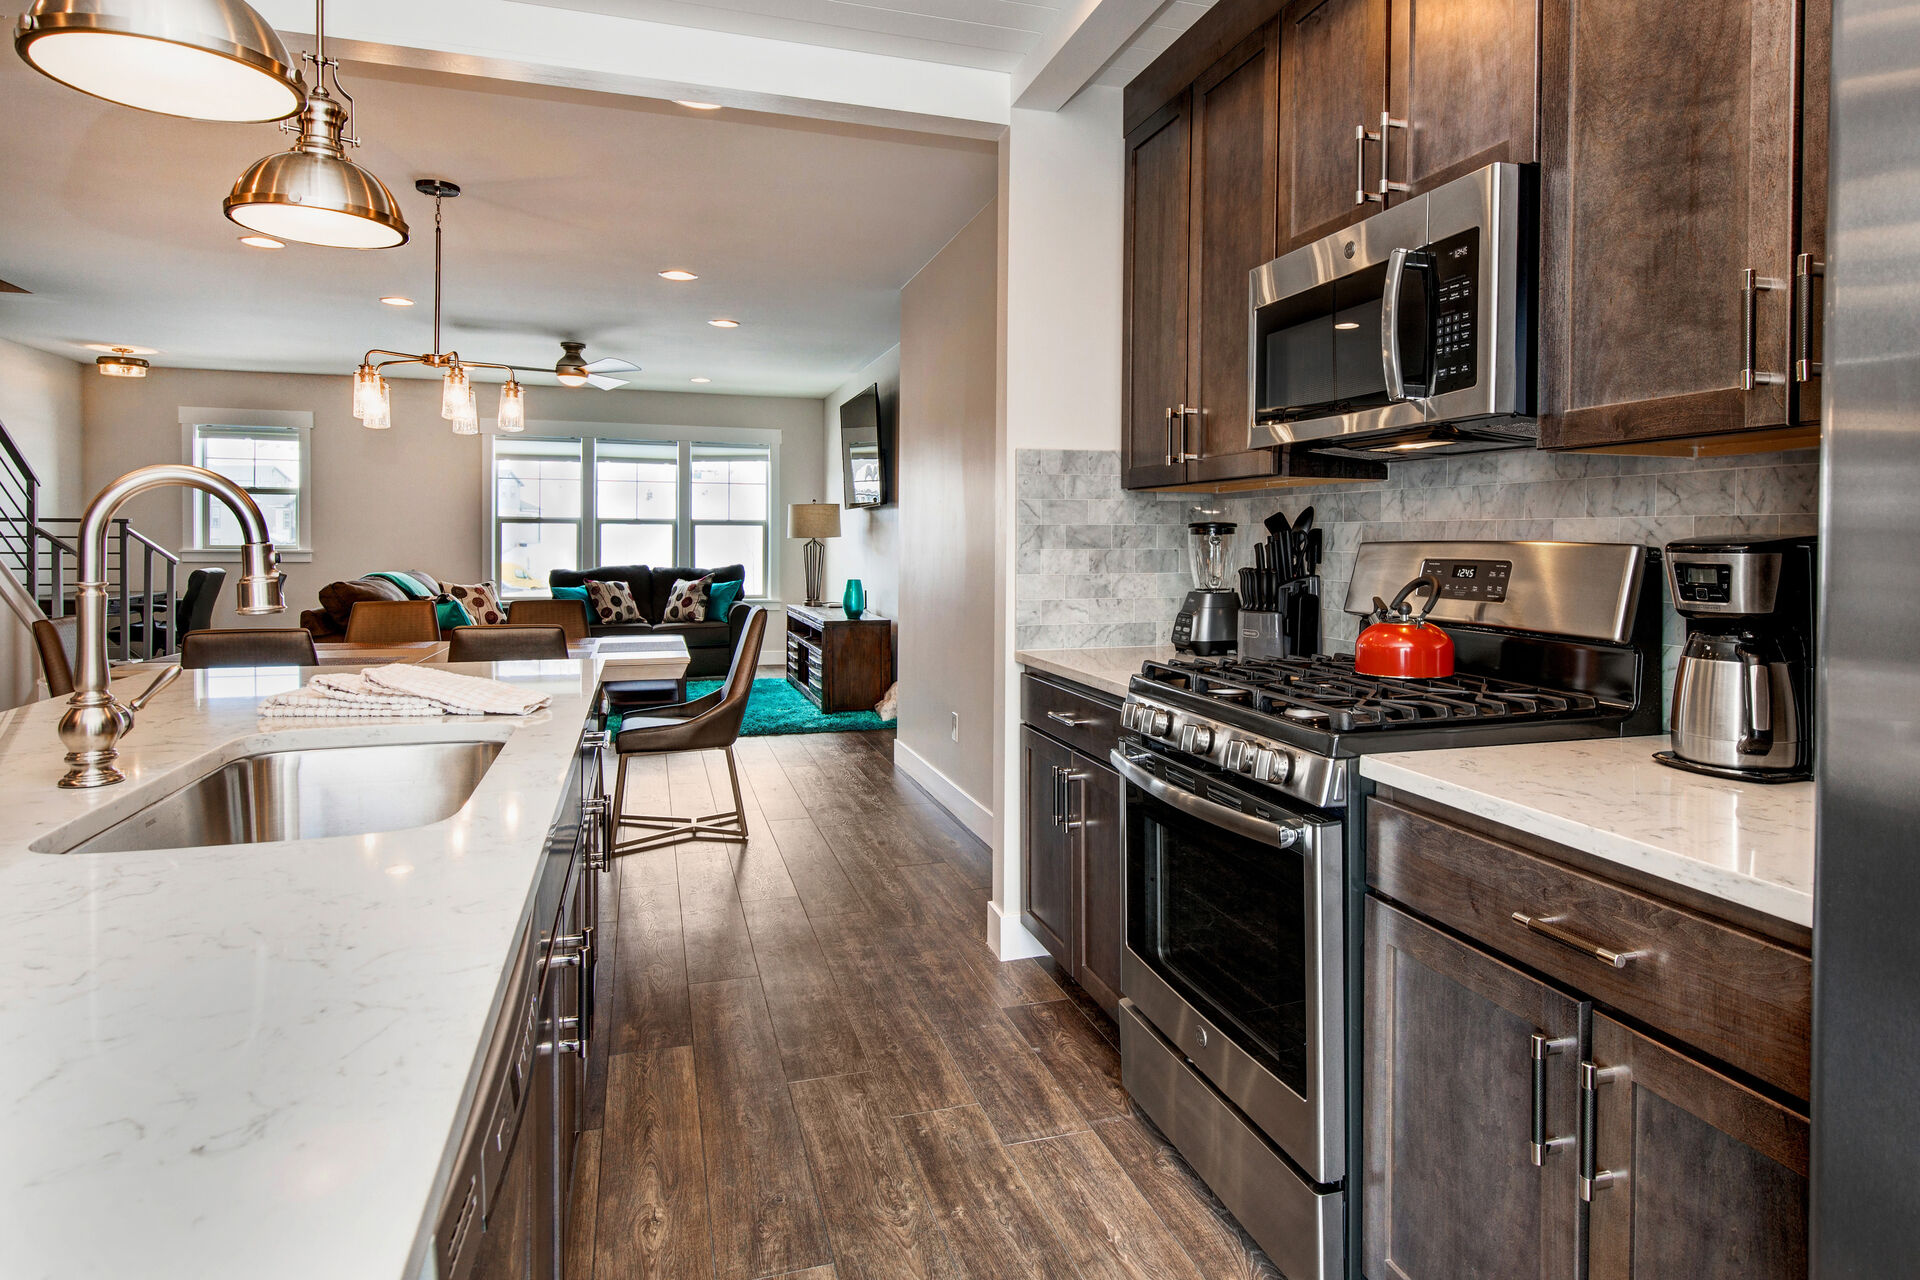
[1510,912,1643,969]
[1046,710,1088,728]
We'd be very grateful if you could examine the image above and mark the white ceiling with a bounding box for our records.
[516,0,1215,84]
[0,54,998,396]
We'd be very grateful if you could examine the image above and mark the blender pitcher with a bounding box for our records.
[1174,521,1240,655]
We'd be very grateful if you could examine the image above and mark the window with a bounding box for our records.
[487,432,778,597]
[691,443,770,596]
[594,440,678,567]
[188,421,310,552]
[494,438,582,593]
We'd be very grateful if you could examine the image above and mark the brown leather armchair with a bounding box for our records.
[607,606,766,857]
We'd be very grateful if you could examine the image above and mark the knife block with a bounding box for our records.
[1239,577,1321,659]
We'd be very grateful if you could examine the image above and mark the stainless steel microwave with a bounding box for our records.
[1248,162,1536,456]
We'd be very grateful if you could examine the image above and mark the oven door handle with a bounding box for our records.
[1110,748,1304,849]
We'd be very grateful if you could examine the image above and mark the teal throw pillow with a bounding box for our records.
[707,578,743,618]
[436,597,473,629]
[553,585,590,605]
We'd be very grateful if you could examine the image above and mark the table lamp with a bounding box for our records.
[788,502,841,606]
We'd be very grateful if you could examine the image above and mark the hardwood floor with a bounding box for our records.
[571,728,1278,1280]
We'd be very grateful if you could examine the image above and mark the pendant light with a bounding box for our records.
[14,0,304,123]
[439,362,470,421]
[352,360,390,428]
[94,346,149,377]
[224,1,408,250]
[450,384,479,435]
[497,379,526,432]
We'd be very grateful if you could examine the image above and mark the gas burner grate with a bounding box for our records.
[1139,654,1598,733]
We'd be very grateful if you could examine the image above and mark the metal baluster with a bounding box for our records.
[116,522,130,662]
[142,546,155,660]
[163,559,177,657]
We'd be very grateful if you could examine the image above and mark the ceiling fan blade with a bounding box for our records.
[586,374,630,390]
[583,357,639,374]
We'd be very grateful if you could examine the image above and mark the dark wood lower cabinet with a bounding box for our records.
[1020,675,1124,1019]
[1364,897,1583,1280]
[1585,1013,1809,1280]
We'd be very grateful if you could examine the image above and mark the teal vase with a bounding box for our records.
[842,579,866,619]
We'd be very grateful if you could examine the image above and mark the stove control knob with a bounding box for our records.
[1223,739,1252,772]
[1253,748,1295,784]
[1179,724,1215,755]
[1147,709,1173,738]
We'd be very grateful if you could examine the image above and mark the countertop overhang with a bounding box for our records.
[0,660,602,1280]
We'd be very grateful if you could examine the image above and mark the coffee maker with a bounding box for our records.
[1173,521,1240,656]
[1656,534,1817,782]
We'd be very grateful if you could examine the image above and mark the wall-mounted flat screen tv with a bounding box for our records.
[840,384,889,508]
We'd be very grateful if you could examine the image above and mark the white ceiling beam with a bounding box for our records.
[251,0,1010,139]
[1011,0,1167,111]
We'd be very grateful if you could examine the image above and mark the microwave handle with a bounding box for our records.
[1381,247,1434,403]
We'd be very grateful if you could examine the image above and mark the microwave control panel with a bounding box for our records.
[1429,228,1480,395]
[1419,557,1511,603]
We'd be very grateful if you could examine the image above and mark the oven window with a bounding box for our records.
[1132,792,1309,1095]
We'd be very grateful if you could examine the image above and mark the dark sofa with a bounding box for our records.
[551,563,749,679]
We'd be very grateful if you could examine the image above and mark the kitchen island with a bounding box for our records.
[0,659,603,1280]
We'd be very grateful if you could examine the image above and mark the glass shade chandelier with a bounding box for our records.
[224,1,408,249]
[353,180,526,436]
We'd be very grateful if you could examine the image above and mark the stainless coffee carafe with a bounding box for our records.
[1657,535,1816,783]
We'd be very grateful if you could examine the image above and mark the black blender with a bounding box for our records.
[1173,520,1240,655]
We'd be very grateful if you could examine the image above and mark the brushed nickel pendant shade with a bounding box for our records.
[223,0,407,249]
[14,0,304,122]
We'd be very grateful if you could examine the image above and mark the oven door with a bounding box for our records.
[1113,745,1345,1186]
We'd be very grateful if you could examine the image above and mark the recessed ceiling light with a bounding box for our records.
[691,377,712,384]
[239,234,285,250]
[381,296,415,306]
[674,100,723,110]
[658,269,698,281]
[1333,321,1360,330]
[708,319,740,328]
[82,343,158,355]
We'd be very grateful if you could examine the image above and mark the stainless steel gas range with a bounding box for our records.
[1112,540,1663,1280]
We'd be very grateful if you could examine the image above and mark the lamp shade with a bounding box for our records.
[788,502,841,540]
[15,0,304,123]
[224,93,408,249]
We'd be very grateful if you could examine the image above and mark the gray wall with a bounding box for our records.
[822,345,901,620]
[1016,446,1819,698]
[0,337,86,709]
[83,366,825,632]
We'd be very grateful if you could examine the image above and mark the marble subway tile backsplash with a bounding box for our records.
[1015,446,1820,668]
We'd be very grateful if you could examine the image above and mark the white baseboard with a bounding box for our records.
[890,739,994,843]
[988,901,1048,961]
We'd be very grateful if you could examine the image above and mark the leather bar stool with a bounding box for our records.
[607,606,766,857]
[448,624,569,662]
[180,628,319,669]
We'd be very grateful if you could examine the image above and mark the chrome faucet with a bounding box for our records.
[56,464,287,788]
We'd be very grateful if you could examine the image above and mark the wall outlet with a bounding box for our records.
[950,711,960,742]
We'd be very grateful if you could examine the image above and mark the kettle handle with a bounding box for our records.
[1736,644,1774,756]
[1388,575,1445,621]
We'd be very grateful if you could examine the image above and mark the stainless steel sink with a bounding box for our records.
[54,739,505,854]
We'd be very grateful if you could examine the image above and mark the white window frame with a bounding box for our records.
[481,420,782,601]
[178,407,314,562]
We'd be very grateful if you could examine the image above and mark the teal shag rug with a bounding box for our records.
[610,678,895,737]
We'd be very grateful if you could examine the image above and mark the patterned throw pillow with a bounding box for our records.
[662,575,713,623]
[444,581,506,626]
[587,579,643,625]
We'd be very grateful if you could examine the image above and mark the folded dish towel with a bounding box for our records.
[259,665,552,719]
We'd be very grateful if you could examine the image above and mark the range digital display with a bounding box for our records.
[1419,558,1511,602]
[1453,565,1477,579]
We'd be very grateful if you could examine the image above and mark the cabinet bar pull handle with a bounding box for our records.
[1578,1060,1629,1200]
[1794,253,1826,381]
[1378,113,1410,197]
[1180,404,1203,461]
[1046,710,1088,728]
[1065,771,1085,832]
[1051,764,1066,827]
[1354,124,1383,205]
[1510,912,1643,968]
[1529,1032,1576,1166]
[1741,268,1788,389]
[1163,406,1176,466]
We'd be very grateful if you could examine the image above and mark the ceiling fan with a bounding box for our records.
[540,341,639,390]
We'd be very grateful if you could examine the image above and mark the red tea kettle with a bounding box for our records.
[1354,575,1455,679]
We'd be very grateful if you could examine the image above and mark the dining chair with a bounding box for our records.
[343,599,440,643]
[180,628,320,669]
[607,606,765,857]
[448,624,569,662]
[506,597,591,642]
[32,617,76,697]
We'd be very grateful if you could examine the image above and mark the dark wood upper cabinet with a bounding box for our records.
[1536,0,1802,448]
[1385,0,1540,196]
[1794,0,1829,427]
[1188,24,1282,479]
[1278,0,1389,252]
[1123,100,1194,491]
[1364,897,1583,1280]
[1585,1013,1809,1280]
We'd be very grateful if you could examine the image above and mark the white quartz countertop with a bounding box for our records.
[0,659,602,1280]
[1360,735,1816,928]
[1016,645,1176,699]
